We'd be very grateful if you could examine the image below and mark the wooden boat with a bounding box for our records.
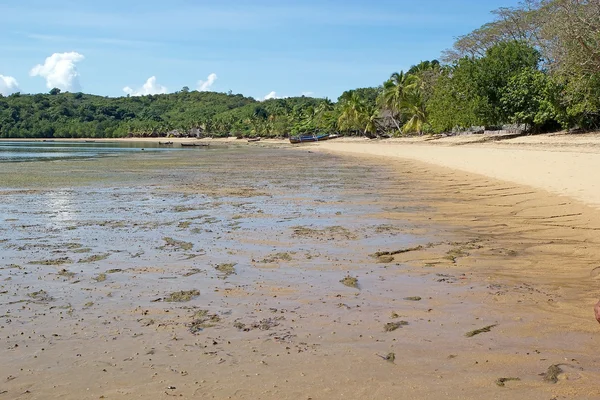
[289,134,331,144]
[181,142,209,147]
[247,137,261,142]
[158,141,174,145]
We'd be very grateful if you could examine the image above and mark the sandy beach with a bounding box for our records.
[1,136,600,399]
[312,132,600,210]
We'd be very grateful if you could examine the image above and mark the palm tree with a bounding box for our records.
[359,104,379,137]
[378,71,414,133]
[314,98,336,133]
[337,93,379,137]
[337,93,362,134]
[401,88,427,134]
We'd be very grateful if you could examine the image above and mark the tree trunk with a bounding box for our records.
[391,116,402,133]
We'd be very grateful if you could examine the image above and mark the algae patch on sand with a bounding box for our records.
[30,257,71,266]
[215,263,236,276]
[541,364,563,383]
[496,377,520,387]
[27,290,53,302]
[57,268,76,278]
[165,290,200,302]
[376,255,395,263]
[78,253,110,263]
[161,237,193,251]
[261,252,293,263]
[340,275,359,289]
[189,312,221,333]
[372,246,424,258]
[465,324,497,337]
[292,225,358,240]
[384,321,409,331]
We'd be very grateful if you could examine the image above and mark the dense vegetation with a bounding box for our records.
[1,0,599,138]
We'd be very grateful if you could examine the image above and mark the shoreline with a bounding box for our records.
[5,133,600,209]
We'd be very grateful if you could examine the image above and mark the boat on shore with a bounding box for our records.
[181,143,209,147]
[289,134,333,144]
[247,137,261,142]
[158,141,174,145]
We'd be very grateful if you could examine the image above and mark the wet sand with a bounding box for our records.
[1,143,600,399]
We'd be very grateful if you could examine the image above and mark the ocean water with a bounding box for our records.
[0,140,197,162]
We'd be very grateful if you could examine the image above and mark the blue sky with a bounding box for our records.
[0,0,521,100]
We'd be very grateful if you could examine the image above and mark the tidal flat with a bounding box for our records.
[1,144,599,399]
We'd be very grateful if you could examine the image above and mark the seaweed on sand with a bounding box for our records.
[165,290,200,302]
[465,324,497,337]
[404,296,422,301]
[340,275,359,289]
[496,377,520,387]
[78,253,110,263]
[173,206,196,213]
[57,268,75,278]
[161,237,193,251]
[376,255,395,263]
[94,273,107,282]
[377,352,396,363]
[384,321,409,331]
[215,263,236,276]
[292,225,358,240]
[233,321,246,330]
[189,313,221,333]
[371,246,424,258]
[252,318,280,331]
[183,268,201,277]
[261,252,293,263]
[30,257,71,266]
[27,290,53,302]
[541,364,563,383]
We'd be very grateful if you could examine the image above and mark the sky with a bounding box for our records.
[0,0,522,100]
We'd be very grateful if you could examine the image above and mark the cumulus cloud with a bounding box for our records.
[0,75,20,96]
[123,76,168,96]
[30,52,84,91]
[263,91,279,100]
[197,73,217,91]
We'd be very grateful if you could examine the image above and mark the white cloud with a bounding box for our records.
[123,76,168,96]
[263,91,279,100]
[30,52,84,91]
[0,75,20,96]
[197,73,217,91]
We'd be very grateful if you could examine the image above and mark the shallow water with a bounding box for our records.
[0,140,204,162]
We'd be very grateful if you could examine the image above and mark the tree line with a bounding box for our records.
[1,0,599,139]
